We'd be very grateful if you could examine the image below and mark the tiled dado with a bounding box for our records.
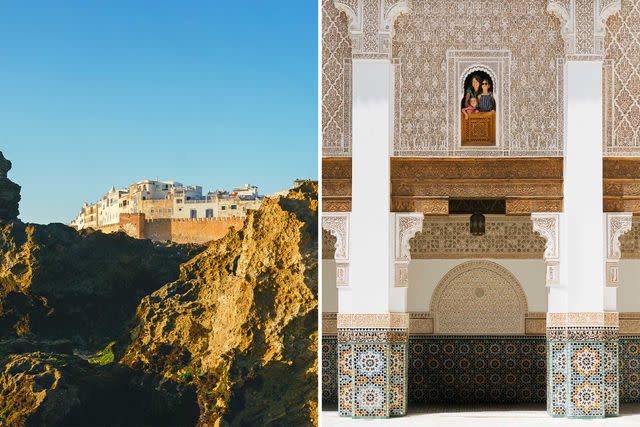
[336,320,409,418]
[620,338,640,402]
[322,335,338,404]
[547,327,619,418]
[322,334,640,407]
[408,336,546,404]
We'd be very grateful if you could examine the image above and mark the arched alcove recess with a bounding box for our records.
[431,260,528,335]
[460,65,498,99]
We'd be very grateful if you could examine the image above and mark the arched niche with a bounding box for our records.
[446,50,510,152]
[459,65,498,147]
[431,260,528,335]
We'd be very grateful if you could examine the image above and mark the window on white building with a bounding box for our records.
[206,209,213,218]
[190,209,197,219]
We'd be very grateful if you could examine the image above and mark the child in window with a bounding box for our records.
[462,97,478,119]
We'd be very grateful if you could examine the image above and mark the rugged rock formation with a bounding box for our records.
[0,221,203,347]
[122,182,318,426]
[0,352,199,426]
[0,171,318,426]
[0,151,21,221]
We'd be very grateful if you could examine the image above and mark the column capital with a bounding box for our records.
[605,212,632,260]
[334,0,409,59]
[531,213,561,286]
[547,0,621,60]
[322,213,350,287]
[604,212,632,288]
[393,212,423,288]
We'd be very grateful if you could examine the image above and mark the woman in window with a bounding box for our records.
[464,75,482,107]
[477,79,496,112]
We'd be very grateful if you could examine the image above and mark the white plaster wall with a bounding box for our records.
[322,258,547,313]
[618,260,640,312]
[407,260,547,312]
[323,260,338,313]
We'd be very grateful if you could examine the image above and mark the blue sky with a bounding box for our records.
[0,1,317,224]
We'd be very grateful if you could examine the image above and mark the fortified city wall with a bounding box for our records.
[103,213,244,244]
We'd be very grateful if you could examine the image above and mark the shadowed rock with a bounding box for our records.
[0,152,20,221]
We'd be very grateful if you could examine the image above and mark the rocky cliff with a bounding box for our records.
[0,153,318,426]
[0,152,20,221]
[122,182,318,425]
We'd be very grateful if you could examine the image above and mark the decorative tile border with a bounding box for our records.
[323,312,640,336]
[337,328,408,344]
[547,327,619,342]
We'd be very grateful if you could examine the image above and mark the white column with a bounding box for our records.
[563,60,604,313]
[346,59,395,314]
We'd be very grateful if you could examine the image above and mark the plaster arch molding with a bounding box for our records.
[431,260,528,335]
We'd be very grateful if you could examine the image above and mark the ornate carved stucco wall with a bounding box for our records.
[430,261,528,334]
[604,0,640,155]
[392,0,565,157]
[322,0,352,157]
[323,216,640,259]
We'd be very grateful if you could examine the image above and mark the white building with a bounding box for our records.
[97,187,128,227]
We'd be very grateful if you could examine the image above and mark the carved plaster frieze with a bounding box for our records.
[322,213,350,287]
[547,311,619,327]
[603,1,640,156]
[393,212,423,288]
[605,212,632,287]
[337,312,409,329]
[547,0,621,59]
[322,1,352,157]
[532,213,561,286]
[322,312,338,335]
[333,0,408,58]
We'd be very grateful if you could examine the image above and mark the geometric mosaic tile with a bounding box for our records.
[322,335,338,404]
[548,341,568,416]
[389,343,406,416]
[353,344,388,417]
[619,338,640,403]
[604,341,619,416]
[567,342,605,418]
[409,336,546,405]
[338,343,352,416]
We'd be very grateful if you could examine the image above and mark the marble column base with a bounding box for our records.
[547,326,619,418]
[337,315,409,418]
